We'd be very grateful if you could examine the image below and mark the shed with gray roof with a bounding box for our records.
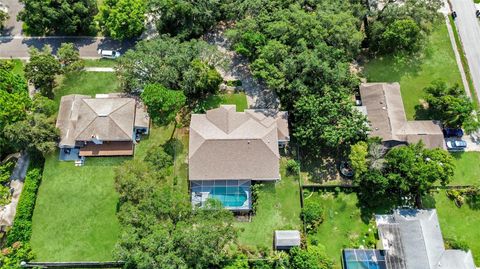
[274,230,301,250]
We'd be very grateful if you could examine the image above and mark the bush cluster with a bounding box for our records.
[444,237,470,251]
[7,168,42,245]
[301,200,324,232]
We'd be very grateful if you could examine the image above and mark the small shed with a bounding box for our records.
[274,230,301,250]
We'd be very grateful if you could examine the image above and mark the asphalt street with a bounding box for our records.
[451,0,480,104]
[0,0,135,59]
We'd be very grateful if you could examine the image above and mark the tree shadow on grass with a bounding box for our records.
[299,148,341,185]
[365,52,423,83]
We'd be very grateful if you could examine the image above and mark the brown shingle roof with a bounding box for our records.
[189,105,289,181]
[56,94,136,147]
[360,83,445,149]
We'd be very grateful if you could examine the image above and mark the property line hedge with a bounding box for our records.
[6,167,43,245]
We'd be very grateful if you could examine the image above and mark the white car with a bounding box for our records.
[97,49,121,59]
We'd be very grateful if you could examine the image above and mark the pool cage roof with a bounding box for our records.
[342,249,387,269]
[190,180,251,211]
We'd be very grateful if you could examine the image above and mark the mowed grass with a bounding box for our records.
[451,152,480,186]
[364,21,462,120]
[424,191,480,264]
[306,191,370,268]
[83,59,117,68]
[54,72,119,106]
[30,156,128,261]
[200,93,249,112]
[235,158,302,249]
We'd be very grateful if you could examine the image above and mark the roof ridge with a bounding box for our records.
[416,219,433,269]
[109,114,133,140]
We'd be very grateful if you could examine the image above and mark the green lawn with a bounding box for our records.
[235,158,302,250]
[30,156,127,261]
[306,191,371,268]
[451,152,480,186]
[364,21,462,120]
[424,191,480,265]
[199,93,249,112]
[83,59,117,68]
[53,72,119,106]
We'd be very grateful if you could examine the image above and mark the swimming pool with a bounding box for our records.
[209,186,248,207]
[190,180,251,210]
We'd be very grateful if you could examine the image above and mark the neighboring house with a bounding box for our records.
[359,83,445,149]
[189,105,289,211]
[343,209,476,269]
[56,93,149,159]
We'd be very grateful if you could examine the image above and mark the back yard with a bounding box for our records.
[364,21,462,120]
[30,72,248,261]
[424,191,480,264]
[451,152,480,186]
[235,158,302,250]
[304,191,374,269]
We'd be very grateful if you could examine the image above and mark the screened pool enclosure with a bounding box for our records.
[190,180,251,211]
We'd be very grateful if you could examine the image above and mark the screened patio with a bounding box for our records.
[190,180,251,211]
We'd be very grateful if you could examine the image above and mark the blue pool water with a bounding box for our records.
[209,186,247,207]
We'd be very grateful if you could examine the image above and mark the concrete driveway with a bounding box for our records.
[1,0,23,36]
[450,0,480,105]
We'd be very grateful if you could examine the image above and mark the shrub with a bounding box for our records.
[0,242,34,267]
[144,146,173,170]
[7,168,42,245]
[286,159,300,176]
[445,237,470,251]
[301,200,324,232]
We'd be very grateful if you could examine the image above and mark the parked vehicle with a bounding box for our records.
[446,140,467,150]
[443,128,464,138]
[452,11,457,19]
[476,10,480,18]
[97,49,121,59]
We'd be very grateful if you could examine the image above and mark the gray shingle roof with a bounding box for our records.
[360,83,445,149]
[56,94,137,147]
[376,209,476,269]
[189,105,289,181]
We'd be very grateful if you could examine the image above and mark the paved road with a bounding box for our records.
[0,0,135,59]
[451,0,480,104]
[0,36,135,59]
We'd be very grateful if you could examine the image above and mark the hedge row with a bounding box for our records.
[6,168,43,245]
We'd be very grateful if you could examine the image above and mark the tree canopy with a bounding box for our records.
[117,36,224,98]
[355,142,455,207]
[97,0,146,40]
[114,160,237,269]
[25,45,61,98]
[424,81,475,128]
[141,83,186,125]
[57,43,84,73]
[18,0,97,35]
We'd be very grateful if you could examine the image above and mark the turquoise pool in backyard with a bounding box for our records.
[190,180,251,210]
[209,186,248,207]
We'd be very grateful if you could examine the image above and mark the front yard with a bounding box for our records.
[451,152,480,186]
[235,158,302,250]
[364,20,462,120]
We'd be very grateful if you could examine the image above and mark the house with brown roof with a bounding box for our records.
[189,105,289,210]
[359,83,445,149]
[56,93,150,160]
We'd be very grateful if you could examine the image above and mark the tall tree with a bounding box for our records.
[97,0,146,40]
[293,88,368,150]
[114,160,237,269]
[180,59,222,99]
[17,0,97,35]
[3,114,59,156]
[57,43,84,73]
[141,84,186,138]
[24,45,61,98]
[148,0,223,40]
[424,81,474,128]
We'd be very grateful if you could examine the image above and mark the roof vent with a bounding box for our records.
[382,106,386,110]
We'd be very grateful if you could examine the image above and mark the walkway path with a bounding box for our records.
[84,67,115,72]
[204,26,279,109]
[0,152,29,227]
